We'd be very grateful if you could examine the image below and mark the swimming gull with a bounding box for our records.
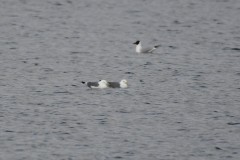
[133,40,160,53]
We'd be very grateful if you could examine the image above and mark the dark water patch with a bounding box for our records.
[9,47,17,50]
[116,109,131,114]
[114,156,123,159]
[70,51,84,54]
[95,118,108,124]
[215,146,223,150]
[176,121,182,124]
[234,36,240,40]
[53,91,72,94]
[182,25,193,28]
[15,149,25,152]
[98,120,107,124]
[125,72,134,74]
[60,121,67,125]
[199,85,207,88]
[158,25,168,28]
[173,20,181,24]
[166,29,182,34]
[224,111,235,118]
[52,2,63,6]
[144,62,152,66]
[173,101,179,104]
[66,0,72,4]
[192,74,202,80]
[41,68,54,72]
[65,36,80,39]
[144,112,163,116]
[223,47,240,51]
[126,10,142,14]
[212,19,224,25]
[76,122,84,125]
[94,115,108,122]
[176,127,190,132]
[172,69,180,76]
[27,102,44,106]
[144,102,151,105]
[61,132,71,135]
[5,130,15,133]
[211,41,225,46]
[4,41,17,45]
[227,122,240,126]
[216,32,224,35]
[125,151,135,156]
[230,48,240,51]
[168,45,177,49]
[194,42,201,45]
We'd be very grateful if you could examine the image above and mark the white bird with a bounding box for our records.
[133,40,160,53]
[108,79,128,88]
[81,80,109,89]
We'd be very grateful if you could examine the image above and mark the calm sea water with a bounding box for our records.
[0,0,240,160]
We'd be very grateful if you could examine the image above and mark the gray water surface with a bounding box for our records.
[0,0,240,160]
